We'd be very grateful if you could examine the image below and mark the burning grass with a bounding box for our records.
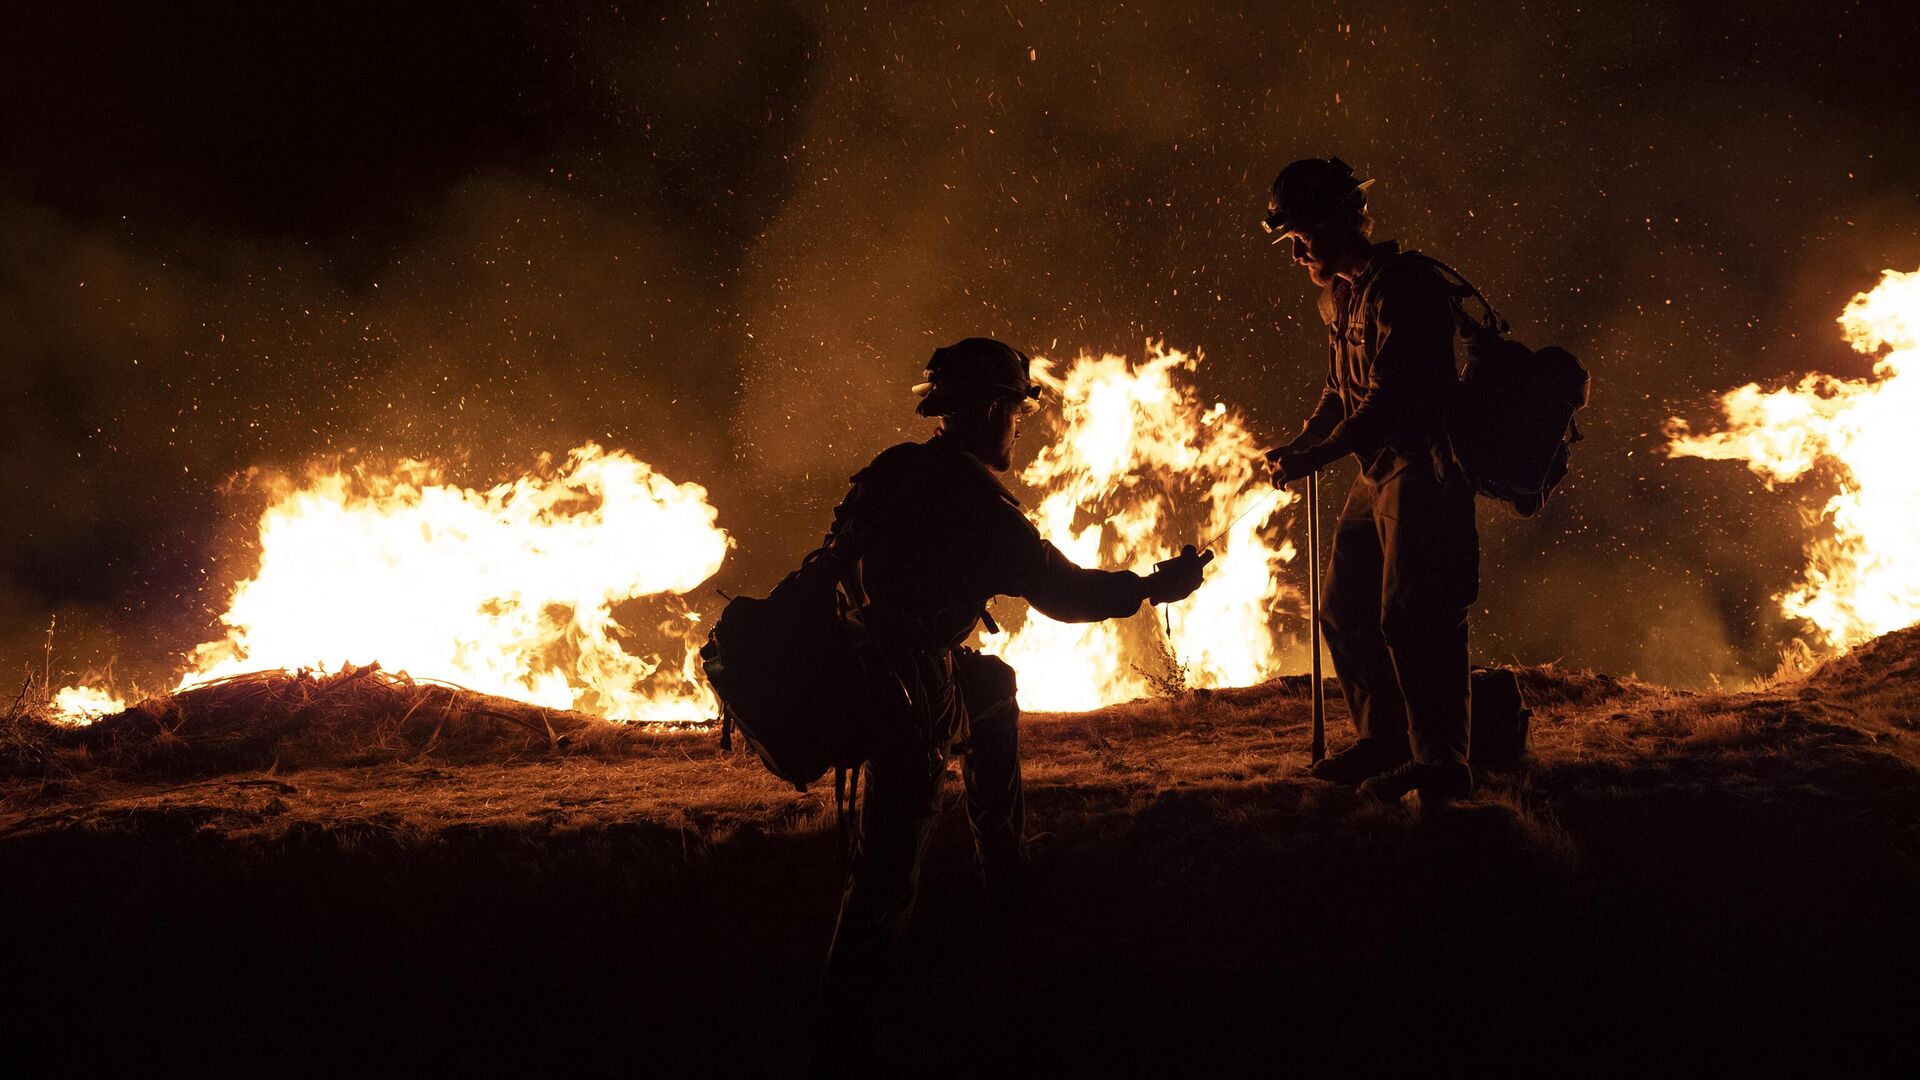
[4,636,1918,1073]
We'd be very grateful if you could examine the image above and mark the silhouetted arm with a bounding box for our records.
[1020,541,1151,623]
[979,502,1149,623]
[1298,287,1346,442]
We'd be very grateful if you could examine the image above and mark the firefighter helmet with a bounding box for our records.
[912,337,1042,418]
[1262,157,1375,240]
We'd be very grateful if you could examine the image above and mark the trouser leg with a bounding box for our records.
[1375,466,1479,767]
[824,746,944,987]
[1318,479,1408,745]
[1386,617,1471,765]
[954,651,1025,877]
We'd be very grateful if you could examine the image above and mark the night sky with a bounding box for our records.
[5,0,1917,691]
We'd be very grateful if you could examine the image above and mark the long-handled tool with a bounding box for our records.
[1199,455,1326,762]
[1306,470,1325,763]
[1206,456,1326,762]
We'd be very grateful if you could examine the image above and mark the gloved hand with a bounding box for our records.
[1147,544,1214,604]
[1269,443,1331,487]
[1262,433,1309,464]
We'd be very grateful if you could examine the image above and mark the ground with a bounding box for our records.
[5,634,1919,1076]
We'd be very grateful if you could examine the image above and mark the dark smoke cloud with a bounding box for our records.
[4,1,1918,691]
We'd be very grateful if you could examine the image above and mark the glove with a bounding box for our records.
[1147,544,1214,605]
[1269,443,1331,487]
[1262,433,1309,464]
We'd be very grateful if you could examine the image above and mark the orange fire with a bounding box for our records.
[50,684,128,723]
[1667,267,1920,651]
[982,343,1302,710]
[55,443,730,724]
[53,347,1309,725]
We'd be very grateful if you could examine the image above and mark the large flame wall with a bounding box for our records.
[1668,268,1920,652]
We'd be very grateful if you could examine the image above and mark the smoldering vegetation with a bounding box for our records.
[6,4,1920,692]
[5,632,1919,1071]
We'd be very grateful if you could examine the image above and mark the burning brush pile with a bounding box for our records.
[15,666,667,781]
[46,442,735,729]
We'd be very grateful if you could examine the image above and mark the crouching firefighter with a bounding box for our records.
[818,337,1212,994]
[1261,157,1479,806]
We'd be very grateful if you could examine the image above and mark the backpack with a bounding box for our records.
[1468,666,1532,765]
[698,524,913,793]
[1363,252,1591,517]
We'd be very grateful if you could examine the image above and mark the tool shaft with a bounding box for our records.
[1200,487,1279,550]
[1307,471,1325,762]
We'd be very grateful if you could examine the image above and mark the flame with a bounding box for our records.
[1667,267,1920,650]
[55,443,730,724]
[50,685,127,725]
[983,343,1301,710]
[49,349,1306,724]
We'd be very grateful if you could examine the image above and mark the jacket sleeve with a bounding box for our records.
[1022,541,1152,623]
[1300,357,1345,441]
[1299,284,1345,441]
[1316,264,1457,461]
[980,500,1149,623]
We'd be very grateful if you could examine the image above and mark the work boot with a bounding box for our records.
[1358,760,1474,806]
[1307,738,1412,786]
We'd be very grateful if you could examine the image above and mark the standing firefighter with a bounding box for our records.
[1262,158,1479,805]
[823,337,1211,990]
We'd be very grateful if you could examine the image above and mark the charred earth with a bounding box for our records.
[6,634,1919,1074]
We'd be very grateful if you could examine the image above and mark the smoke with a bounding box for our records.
[5,1,1918,690]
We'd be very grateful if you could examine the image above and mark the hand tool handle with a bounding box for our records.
[1307,471,1325,762]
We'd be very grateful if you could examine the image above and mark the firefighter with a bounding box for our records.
[1262,158,1478,806]
[822,336,1212,991]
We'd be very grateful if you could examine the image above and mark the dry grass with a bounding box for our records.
[6,639,1915,874]
[15,664,713,777]
[4,633,1919,1073]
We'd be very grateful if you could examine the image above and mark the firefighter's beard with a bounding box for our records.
[1297,244,1344,286]
[940,406,1019,472]
[986,408,1018,472]
[1292,243,1336,287]
[1292,228,1365,288]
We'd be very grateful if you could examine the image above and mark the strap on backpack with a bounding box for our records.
[834,764,862,866]
[1411,253,1510,339]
